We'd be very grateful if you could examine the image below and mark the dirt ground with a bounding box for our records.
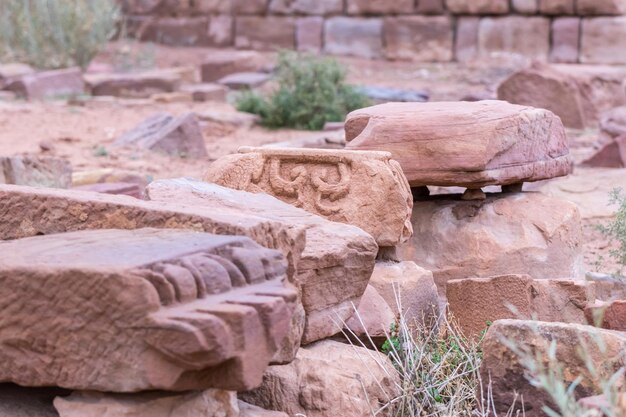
[0,42,623,274]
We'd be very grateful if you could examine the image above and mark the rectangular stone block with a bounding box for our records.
[135,17,210,46]
[539,0,574,14]
[200,51,265,83]
[0,184,306,284]
[416,0,446,14]
[296,17,323,53]
[383,16,453,62]
[455,17,480,62]
[270,0,344,15]
[324,17,383,59]
[232,0,267,14]
[0,228,296,392]
[511,0,538,14]
[478,16,550,60]
[235,17,296,50]
[550,17,580,63]
[192,0,231,14]
[445,0,509,14]
[4,67,85,100]
[346,0,414,15]
[577,0,626,15]
[208,15,234,47]
[581,17,626,65]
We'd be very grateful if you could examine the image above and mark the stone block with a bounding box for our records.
[324,17,383,59]
[581,17,626,65]
[478,16,550,60]
[345,101,571,188]
[0,228,296,391]
[204,147,413,247]
[550,17,580,63]
[383,16,453,62]
[346,0,414,15]
[297,17,324,53]
[397,193,583,295]
[235,17,296,50]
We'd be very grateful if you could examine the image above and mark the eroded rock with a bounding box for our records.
[345,101,571,188]
[204,147,413,247]
[146,178,378,345]
[481,320,626,417]
[240,340,400,417]
[114,112,208,159]
[0,228,296,392]
[0,155,72,189]
[398,192,583,295]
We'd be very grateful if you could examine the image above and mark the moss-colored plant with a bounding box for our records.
[235,51,371,131]
[0,0,120,69]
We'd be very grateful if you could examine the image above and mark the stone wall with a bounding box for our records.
[122,0,626,64]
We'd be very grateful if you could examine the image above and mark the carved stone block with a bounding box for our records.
[0,228,296,392]
[146,178,378,345]
[345,101,571,188]
[204,147,413,247]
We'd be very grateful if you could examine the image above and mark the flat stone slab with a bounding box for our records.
[0,228,296,392]
[0,184,306,284]
[146,178,378,345]
[204,147,413,247]
[345,101,571,188]
[84,69,182,98]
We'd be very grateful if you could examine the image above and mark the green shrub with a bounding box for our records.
[0,0,120,69]
[597,188,626,276]
[235,51,371,130]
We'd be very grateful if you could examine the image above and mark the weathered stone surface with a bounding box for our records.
[0,155,72,189]
[133,17,210,46]
[204,147,412,247]
[383,16,453,62]
[324,17,383,59]
[85,70,181,98]
[481,320,626,417]
[550,18,580,63]
[0,184,307,287]
[511,0,538,14]
[232,0,268,14]
[345,285,395,340]
[54,390,238,417]
[446,275,611,338]
[114,112,208,159]
[207,15,234,47]
[240,340,400,417]
[200,51,265,83]
[235,17,296,50]
[577,0,626,15]
[0,63,35,88]
[578,394,626,414]
[581,17,626,65]
[445,0,509,13]
[296,17,324,53]
[585,300,626,331]
[355,86,429,103]
[398,193,583,295]
[239,401,289,417]
[416,0,445,14]
[0,384,65,417]
[539,0,574,14]
[197,110,260,129]
[269,0,342,15]
[369,261,439,326]
[0,228,296,392]
[455,17,480,62]
[581,140,625,168]
[478,17,550,60]
[4,67,84,100]
[345,101,571,188]
[180,83,228,102]
[146,178,378,345]
[346,0,414,14]
[217,72,270,90]
[497,64,626,128]
[73,182,145,199]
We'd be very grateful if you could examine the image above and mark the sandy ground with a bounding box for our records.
[0,42,624,275]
